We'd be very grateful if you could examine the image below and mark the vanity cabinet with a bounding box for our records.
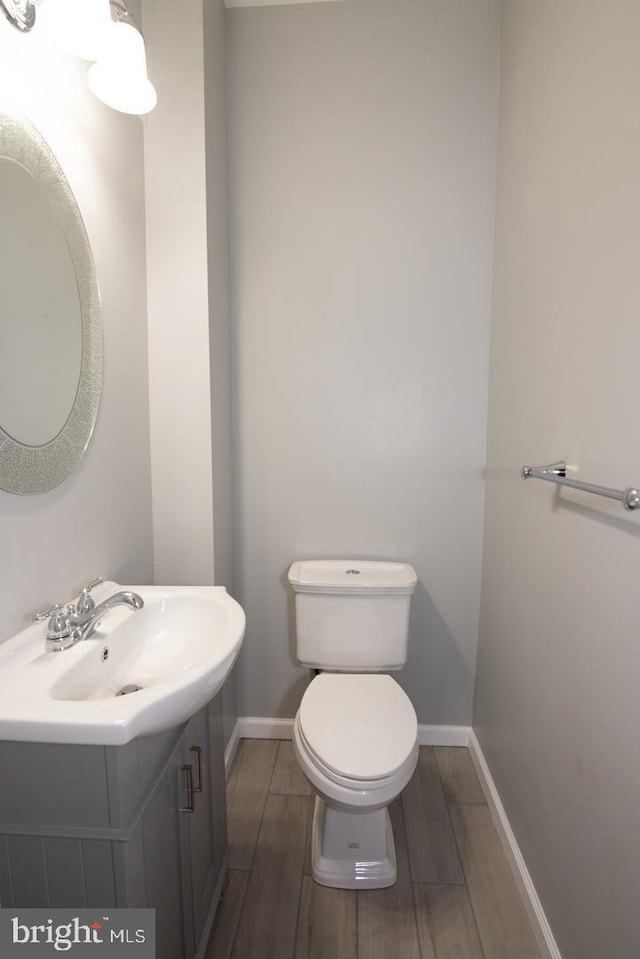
[0,694,228,959]
[181,705,227,950]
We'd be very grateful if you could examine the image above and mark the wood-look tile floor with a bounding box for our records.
[205,741,543,959]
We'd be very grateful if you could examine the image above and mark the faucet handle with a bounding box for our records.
[76,577,104,615]
[33,603,62,623]
[49,607,72,637]
[83,577,104,592]
[32,604,71,641]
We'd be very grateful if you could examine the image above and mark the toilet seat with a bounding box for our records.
[298,673,417,783]
[295,718,418,796]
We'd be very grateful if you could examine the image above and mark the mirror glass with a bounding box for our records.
[0,113,102,494]
[0,158,82,445]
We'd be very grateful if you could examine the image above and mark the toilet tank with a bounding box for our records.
[288,559,417,671]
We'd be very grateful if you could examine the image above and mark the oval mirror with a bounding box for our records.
[0,113,102,495]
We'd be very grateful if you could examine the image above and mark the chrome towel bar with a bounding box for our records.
[521,461,640,512]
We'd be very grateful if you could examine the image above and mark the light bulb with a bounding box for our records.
[38,0,115,61]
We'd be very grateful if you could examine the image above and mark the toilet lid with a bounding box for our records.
[298,673,417,781]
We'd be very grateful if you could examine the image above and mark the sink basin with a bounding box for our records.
[0,582,245,745]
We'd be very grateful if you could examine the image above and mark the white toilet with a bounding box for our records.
[288,559,418,889]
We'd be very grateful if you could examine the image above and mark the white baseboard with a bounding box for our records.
[237,717,295,740]
[234,717,471,747]
[468,730,562,959]
[417,724,471,746]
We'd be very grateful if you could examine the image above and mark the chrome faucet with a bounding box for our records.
[33,578,144,652]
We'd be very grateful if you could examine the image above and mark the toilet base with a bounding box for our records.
[311,796,397,889]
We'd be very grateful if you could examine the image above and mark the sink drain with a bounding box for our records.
[116,684,144,697]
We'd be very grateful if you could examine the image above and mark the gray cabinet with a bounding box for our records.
[180,707,221,953]
[0,694,228,959]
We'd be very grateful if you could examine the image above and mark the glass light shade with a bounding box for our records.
[87,23,157,116]
[38,0,114,61]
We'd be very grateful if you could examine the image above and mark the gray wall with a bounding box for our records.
[475,2,640,957]
[0,2,153,643]
[228,0,499,721]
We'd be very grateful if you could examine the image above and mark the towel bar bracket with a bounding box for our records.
[521,462,566,481]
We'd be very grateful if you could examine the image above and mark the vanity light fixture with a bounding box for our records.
[101,0,157,115]
[0,0,36,31]
[1,0,157,117]
[88,19,157,116]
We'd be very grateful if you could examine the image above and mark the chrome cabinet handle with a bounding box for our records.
[190,746,203,793]
[180,764,195,813]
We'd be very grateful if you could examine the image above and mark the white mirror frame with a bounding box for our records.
[0,112,103,495]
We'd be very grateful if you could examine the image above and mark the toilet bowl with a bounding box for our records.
[288,558,418,889]
[293,672,418,889]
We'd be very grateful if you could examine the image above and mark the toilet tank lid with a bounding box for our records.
[288,559,417,595]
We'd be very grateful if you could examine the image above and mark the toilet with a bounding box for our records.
[288,559,418,889]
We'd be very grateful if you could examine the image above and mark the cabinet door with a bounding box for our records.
[180,707,219,953]
[207,695,228,869]
[118,746,188,959]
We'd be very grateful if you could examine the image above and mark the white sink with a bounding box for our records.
[0,582,245,745]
